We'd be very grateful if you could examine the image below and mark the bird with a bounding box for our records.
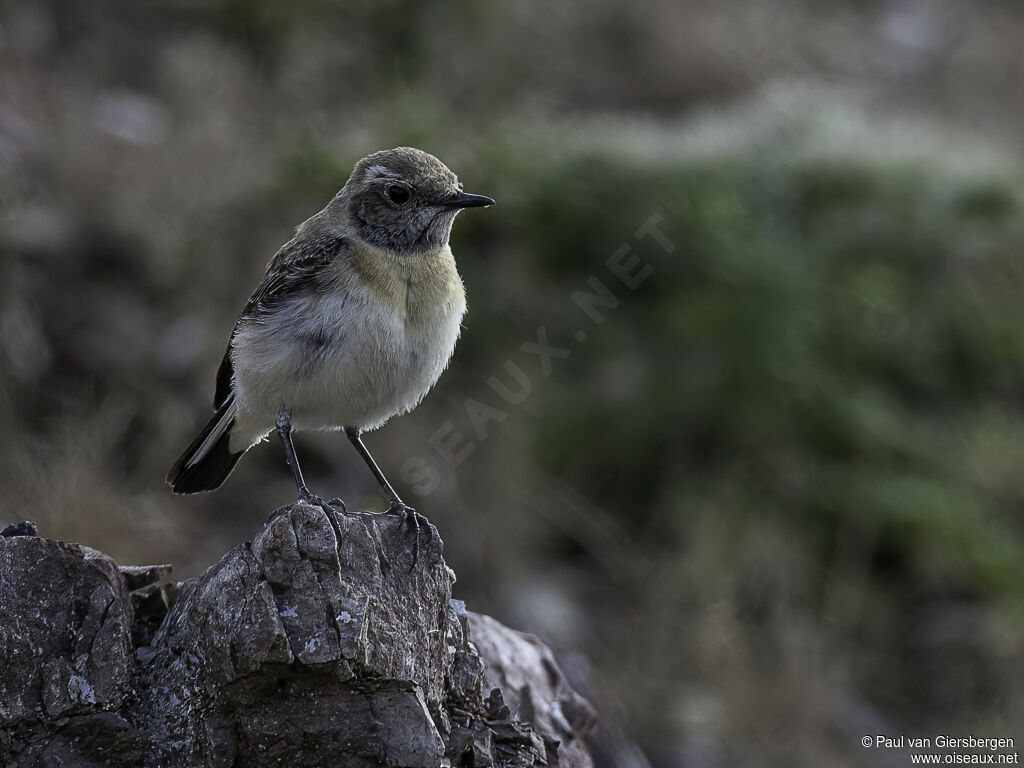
[166,146,493,536]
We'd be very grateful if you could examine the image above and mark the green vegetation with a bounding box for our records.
[383,117,1024,755]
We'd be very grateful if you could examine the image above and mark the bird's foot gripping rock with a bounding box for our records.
[385,500,430,569]
[266,492,350,540]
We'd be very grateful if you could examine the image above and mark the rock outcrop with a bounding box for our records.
[0,504,594,767]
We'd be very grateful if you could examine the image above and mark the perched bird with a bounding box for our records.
[167,147,493,531]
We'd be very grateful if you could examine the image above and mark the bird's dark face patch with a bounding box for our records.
[346,147,465,255]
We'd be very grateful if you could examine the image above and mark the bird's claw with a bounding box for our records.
[385,501,428,570]
[297,492,346,512]
[295,491,347,541]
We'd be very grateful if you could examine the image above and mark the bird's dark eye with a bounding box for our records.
[386,185,410,205]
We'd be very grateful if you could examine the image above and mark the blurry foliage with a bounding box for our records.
[441,132,1024,753]
[519,147,1024,599]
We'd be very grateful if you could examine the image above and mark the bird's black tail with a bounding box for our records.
[166,397,245,494]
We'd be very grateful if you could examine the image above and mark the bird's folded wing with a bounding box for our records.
[211,234,348,409]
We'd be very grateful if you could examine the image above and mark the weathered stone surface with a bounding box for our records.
[0,504,595,767]
[0,521,37,538]
[470,613,598,768]
[0,536,134,727]
[118,563,173,591]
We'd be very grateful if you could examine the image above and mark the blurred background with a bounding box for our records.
[2,0,1023,765]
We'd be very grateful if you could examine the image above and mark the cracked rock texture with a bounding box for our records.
[0,504,594,767]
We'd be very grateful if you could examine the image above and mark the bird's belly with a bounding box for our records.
[291,323,447,431]
[231,291,462,444]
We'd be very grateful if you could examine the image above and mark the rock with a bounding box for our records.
[0,536,141,767]
[0,503,595,767]
[118,563,173,591]
[469,612,598,768]
[1,520,38,537]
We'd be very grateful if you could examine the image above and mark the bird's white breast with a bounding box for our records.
[229,243,466,450]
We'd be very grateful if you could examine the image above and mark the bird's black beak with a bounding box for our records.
[442,192,495,209]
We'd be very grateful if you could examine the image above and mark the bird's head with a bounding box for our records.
[338,147,494,256]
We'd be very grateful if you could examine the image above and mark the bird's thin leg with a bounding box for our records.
[276,410,310,499]
[275,410,345,537]
[344,428,408,511]
[345,427,426,566]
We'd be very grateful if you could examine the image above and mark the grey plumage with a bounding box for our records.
[167,147,493,508]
